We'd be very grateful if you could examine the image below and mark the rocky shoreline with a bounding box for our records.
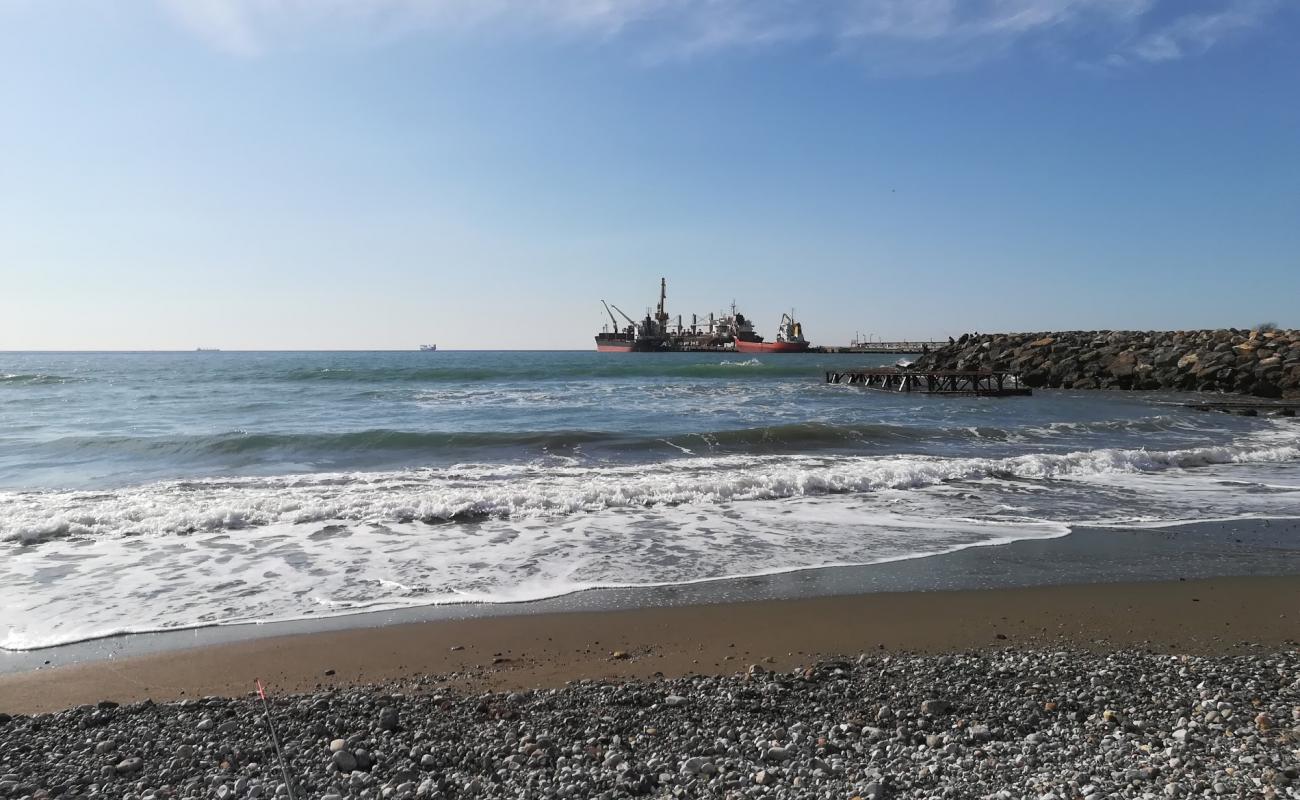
[2,649,1297,800]
[913,329,1300,397]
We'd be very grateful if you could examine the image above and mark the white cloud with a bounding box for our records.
[153,0,1287,70]
[1122,0,1281,64]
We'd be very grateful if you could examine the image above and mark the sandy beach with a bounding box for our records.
[3,574,1296,715]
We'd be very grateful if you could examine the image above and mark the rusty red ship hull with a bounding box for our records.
[734,339,811,354]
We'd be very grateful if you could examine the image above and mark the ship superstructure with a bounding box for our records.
[595,279,673,352]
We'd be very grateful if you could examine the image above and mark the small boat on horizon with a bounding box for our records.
[733,312,810,354]
[195,347,221,352]
[419,344,438,352]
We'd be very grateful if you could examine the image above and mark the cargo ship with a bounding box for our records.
[595,280,672,352]
[596,280,812,352]
[734,312,810,354]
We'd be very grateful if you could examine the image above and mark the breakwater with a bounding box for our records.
[914,329,1300,397]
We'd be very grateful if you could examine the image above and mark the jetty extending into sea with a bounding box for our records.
[826,368,1031,396]
[913,328,1300,398]
[812,341,937,354]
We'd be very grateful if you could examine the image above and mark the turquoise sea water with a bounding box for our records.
[1,350,1297,649]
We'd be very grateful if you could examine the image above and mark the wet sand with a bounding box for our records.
[2,574,1296,714]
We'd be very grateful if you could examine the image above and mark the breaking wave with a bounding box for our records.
[4,428,1296,546]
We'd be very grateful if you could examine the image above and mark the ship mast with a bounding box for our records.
[655,278,669,330]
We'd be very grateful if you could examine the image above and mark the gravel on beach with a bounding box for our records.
[1,649,1297,800]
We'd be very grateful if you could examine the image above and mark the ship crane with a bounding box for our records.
[606,302,639,331]
[601,300,621,331]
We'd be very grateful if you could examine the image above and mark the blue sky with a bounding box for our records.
[1,0,1297,350]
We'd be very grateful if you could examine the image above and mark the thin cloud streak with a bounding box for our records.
[155,0,1286,71]
[1122,0,1281,64]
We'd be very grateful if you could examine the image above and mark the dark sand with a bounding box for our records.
[2,575,1296,714]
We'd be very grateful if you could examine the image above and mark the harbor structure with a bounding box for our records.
[826,368,1031,396]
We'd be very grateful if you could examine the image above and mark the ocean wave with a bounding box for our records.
[24,429,616,458]
[10,417,1213,465]
[4,427,1295,545]
[1018,415,1198,437]
[232,361,832,383]
[0,373,78,386]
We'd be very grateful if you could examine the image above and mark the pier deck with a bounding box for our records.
[814,342,938,354]
[826,368,1032,396]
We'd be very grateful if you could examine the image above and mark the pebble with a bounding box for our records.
[921,698,951,715]
[331,750,357,773]
[762,746,792,762]
[0,649,1295,800]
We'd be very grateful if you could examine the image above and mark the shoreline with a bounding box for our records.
[4,516,1298,673]
[2,518,1296,714]
[0,575,1296,715]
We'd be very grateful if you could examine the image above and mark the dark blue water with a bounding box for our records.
[2,350,1297,649]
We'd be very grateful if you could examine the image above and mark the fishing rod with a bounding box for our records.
[256,679,298,800]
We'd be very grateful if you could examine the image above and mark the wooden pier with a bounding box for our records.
[814,341,939,354]
[826,368,1032,397]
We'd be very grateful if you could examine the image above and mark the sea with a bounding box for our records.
[2,350,1298,652]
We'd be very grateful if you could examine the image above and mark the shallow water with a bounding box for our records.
[2,350,1297,649]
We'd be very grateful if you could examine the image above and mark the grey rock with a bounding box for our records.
[762,746,792,762]
[331,750,358,773]
[921,699,951,716]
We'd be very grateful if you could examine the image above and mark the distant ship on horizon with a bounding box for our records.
[419,344,438,352]
[595,278,812,353]
[195,347,221,352]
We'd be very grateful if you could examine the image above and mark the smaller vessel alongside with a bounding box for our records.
[734,313,810,354]
[419,344,438,352]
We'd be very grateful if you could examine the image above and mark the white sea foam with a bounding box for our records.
[1,422,1296,651]
[2,425,1295,545]
[0,510,1071,651]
